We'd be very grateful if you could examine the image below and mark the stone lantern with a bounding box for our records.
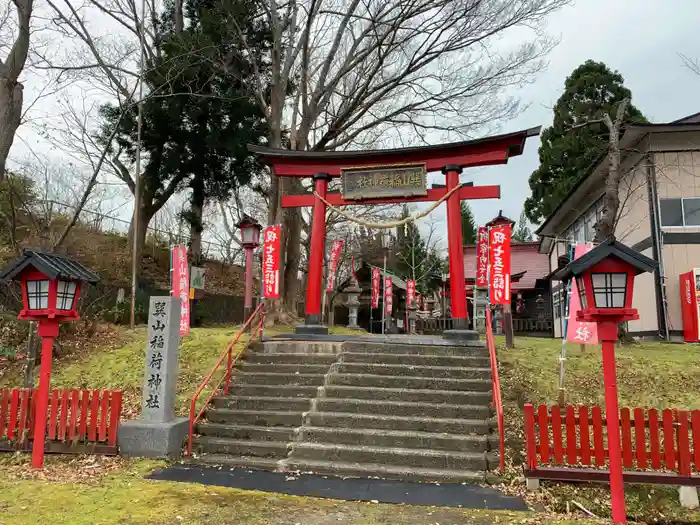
[344,257,362,330]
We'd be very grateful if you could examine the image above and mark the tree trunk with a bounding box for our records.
[189,177,205,266]
[132,201,152,287]
[0,79,23,182]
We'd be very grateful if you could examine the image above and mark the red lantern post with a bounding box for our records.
[236,215,262,322]
[0,251,99,468]
[554,237,658,524]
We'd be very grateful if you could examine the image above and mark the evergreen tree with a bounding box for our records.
[460,201,477,244]
[394,205,444,293]
[524,60,647,224]
[512,210,533,242]
[99,0,269,269]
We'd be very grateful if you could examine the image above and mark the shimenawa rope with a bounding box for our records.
[313,183,466,229]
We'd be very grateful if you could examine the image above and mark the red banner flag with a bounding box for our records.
[371,267,381,308]
[406,279,416,306]
[262,225,281,298]
[566,244,599,345]
[476,226,489,287]
[489,225,511,305]
[326,240,344,292]
[384,276,393,315]
[171,245,190,336]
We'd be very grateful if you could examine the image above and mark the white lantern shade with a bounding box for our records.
[592,272,627,308]
[56,280,78,310]
[26,280,50,310]
[241,226,256,244]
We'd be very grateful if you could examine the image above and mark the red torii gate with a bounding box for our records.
[249,127,539,336]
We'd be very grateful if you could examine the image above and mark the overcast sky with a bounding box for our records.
[7,0,700,253]
[456,0,700,233]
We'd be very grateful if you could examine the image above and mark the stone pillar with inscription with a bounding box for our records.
[118,297,189,458]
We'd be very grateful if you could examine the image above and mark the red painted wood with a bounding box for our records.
[678,411,691,476]
[68,390,79,441]
[692,410,700,471]
[565,406,576,464]
[79,390,89,440]
[551,405,564,464]
[8,388,19,440]
[58,390,69,441]
[0,389,10,438]
[592,406,605,466]
[17,389,29,440]
[662,409,676,470]
[538,404,550,463]
[99,391,109,442]
[524,404,537,469]
[48,390,59,440]
[88,390,99,441]
[620,408,633,468]
[270,146,513,177]
[634,408,647,469]
[107,391,122,447]
[649,409,662,469]
[281,185,501,208]
[579,406,591,465]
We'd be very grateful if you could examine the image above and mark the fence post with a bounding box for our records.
[524,403,540,491]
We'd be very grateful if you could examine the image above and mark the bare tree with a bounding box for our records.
[230,0,570,320]
[0,0,34,181]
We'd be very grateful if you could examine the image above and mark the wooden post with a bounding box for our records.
[503,303,514,348]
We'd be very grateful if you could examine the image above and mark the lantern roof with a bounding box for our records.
[235,214,261,229]
[553,237,657,282]
[0,250,100,283]
[485,210,515,228]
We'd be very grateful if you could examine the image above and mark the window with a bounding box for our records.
[26,280,50,310]
[591,273,627,308]
[659,197,700,227]
[56,280,77,310]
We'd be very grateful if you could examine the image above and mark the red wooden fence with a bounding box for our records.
[524,404,700,486]
[0,388,122,455]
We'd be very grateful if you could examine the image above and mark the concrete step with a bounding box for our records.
[342,342,487,357]
[282,458,487,483]
[233,372,326,386]
[299,426,490,453]
[205,408,303,427]
[289,441,491,471]
[316,397,491,419]
[210,396,311,412]
[225,385,319,398]
[305,411,492,435]
[193,454,282,471]
[335,363,491,379]
[194,436,289,458]
[322,385,492,405]
[341,352,490,367]
[196,423,296,442]
[244,353,338,365]
[329,373,492,391]
[237,363,331,375]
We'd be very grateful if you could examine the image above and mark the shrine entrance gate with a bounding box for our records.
[249,127,540,337]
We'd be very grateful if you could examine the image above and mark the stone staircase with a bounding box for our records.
[191,338,498,482]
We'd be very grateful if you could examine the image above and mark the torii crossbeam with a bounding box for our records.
[249,126,540,337]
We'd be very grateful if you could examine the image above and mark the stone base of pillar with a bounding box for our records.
[118,417,189,459]
[679,486,699,508]
[296,315,329,335]
[526,478,540,492]
[443,329,480,342]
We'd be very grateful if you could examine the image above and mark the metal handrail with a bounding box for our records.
[485,308,505,473]
[186,303,265,456]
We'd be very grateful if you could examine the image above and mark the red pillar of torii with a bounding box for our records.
[249,127,539,336]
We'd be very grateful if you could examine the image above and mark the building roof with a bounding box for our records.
[553,237,658,281]
[535,118,700,242]
[0,250,100,283]
[463,242,549,290]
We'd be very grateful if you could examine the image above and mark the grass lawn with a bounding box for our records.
[1,327,700,523]
[497,335,700,523]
